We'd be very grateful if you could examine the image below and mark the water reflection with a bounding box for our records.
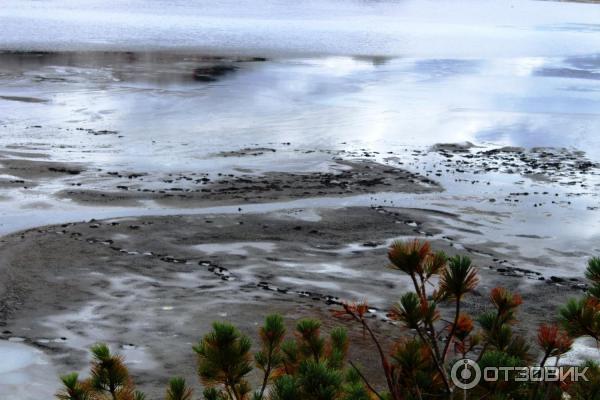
[412,59,481,81]
[1,50,599,166]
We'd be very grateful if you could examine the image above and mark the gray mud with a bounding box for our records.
[55,159,441,207]
[0,157,85,179]
[0,206,585,396]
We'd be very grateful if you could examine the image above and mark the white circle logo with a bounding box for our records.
[451,359,481,390]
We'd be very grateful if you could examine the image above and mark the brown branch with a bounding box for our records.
[258,346,274,400]
[349,360,386,400]
[415,326,452,394]
[359,317,399,400]
[442,297,461,362]
[342,305,400,400]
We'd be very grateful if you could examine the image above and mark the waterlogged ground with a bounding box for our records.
[1,53,599,271]
[1,0,600,398]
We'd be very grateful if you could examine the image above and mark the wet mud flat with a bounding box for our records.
[4,141,598,211]
[0,143,599,397]
[430,143,599,186]
[0,51,266,85]
[0,206,588,397]
[1,1,600,395]
[55,159,441,207]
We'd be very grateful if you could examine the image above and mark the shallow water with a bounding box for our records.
[0,0,598,255]
[0,341,58,399]
[2,2,600,398]
[1,55,600,169]
[1,0,600,57]
[1,1,600,163]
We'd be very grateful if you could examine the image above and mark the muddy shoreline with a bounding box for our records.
[0,149,593,396]
[54,158,441,207]
[2,2,600,395]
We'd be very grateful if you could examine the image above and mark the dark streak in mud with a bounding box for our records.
[0,95,48,103]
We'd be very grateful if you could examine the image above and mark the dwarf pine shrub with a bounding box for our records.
[57,241,600,400]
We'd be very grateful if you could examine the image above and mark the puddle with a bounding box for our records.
[193,241,277,256]
[548,336,600,366]
[0,340,59,399]
[277,276,341,291]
